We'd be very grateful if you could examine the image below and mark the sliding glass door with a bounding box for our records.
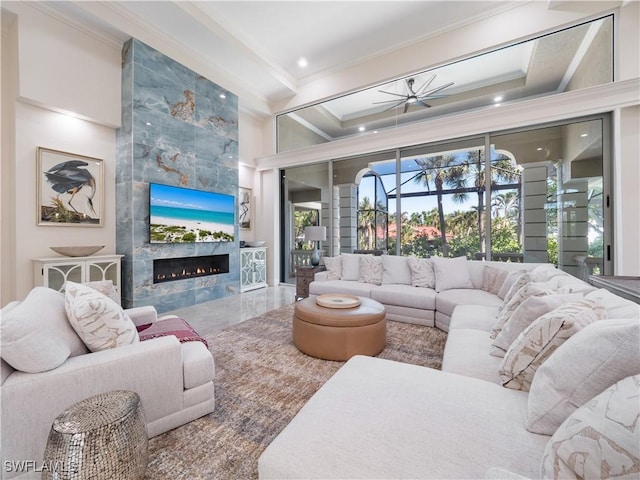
[280,114,611,281]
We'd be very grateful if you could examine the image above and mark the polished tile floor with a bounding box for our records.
[162,284,297,336]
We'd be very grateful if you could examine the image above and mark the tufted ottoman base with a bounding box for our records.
[293,296,386,361]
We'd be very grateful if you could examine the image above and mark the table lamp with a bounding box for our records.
[304,226,326,266]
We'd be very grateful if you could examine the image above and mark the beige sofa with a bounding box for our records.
[1,287,215,479]
[260,255,640,479]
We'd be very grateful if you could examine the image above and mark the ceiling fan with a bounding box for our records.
[374,74,454,113]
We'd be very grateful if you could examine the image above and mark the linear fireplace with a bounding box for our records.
[153,255,230,284]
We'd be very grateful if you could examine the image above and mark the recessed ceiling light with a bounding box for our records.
[494,96,503,102]
[220,93,226,99]
[358,126,365,132]
[537,147,543,151]
[297,57,308,68]
[581,133,588,137]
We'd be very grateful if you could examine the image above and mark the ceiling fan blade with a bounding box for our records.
[381,100,407,112]
[415,100,431,108]
[378,89,408,98]
[373,98,411,105]
[403,102,410,113]
[415,74,436,96]
[421,81,455,98]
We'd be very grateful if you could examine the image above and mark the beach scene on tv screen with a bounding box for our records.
[150,183,235,243]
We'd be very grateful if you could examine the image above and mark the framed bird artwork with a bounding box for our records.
[37,147,104,226]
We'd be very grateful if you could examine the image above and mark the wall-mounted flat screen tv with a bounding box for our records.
[149,183,235,243]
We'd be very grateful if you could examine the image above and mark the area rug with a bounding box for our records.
[144,304,447,480]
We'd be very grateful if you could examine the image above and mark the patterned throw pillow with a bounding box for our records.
[358,255,383,285]
[64,281,139,352]
[499,299,605,391]
[322,256,342,280]
[482,266,511,295]
[491,293,584,357]
[407,257,435,289]
[540,375,640,479]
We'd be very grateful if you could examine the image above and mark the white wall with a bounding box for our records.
[615,105,640,276]
[1,4,121,303]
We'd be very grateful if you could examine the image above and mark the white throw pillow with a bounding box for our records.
[0,287,88,373]
[526,318,640,435]
[381,255,412,285]
[496,269,528,300]
[499,299,605,391]
[431,256,473,293]
[358,255,383,285]
[539,374,640,479]
[64,281,139,352]
[491,293,584,356]
[491,281,548,339]
[585,288,640,320]
[322,256,342,280]
[340,254,361,281]
[407,257,435,289]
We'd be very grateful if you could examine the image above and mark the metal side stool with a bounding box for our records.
[42,390,148,479]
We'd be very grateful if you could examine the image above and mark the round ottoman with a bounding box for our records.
[42,390,148,480]
[293,296,386,361]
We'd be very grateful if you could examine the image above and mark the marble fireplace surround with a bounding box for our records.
[116,39,240,313]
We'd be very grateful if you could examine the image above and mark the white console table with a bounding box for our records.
[33,254,123,302]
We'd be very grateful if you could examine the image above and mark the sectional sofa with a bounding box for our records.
[259,254,640,479]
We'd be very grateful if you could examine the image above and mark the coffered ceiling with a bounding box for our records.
[13,0,520,115]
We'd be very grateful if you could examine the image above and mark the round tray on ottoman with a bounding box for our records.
[293,296,386,361]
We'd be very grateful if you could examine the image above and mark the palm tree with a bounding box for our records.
[414,155,467,256]
[358,196,376,250]
[463,150,521,253]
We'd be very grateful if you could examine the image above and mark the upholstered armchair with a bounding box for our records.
[1,286,215,479]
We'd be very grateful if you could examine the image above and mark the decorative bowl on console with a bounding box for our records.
[49,246,105,257]
[246,241,266,247]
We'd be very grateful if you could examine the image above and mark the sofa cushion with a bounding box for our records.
[449,305,500,332]
[65,281,139,352]
[436,289,502,318]
[258,356,548,480]
[358,255,382,285]
[0,287,88,373]
[340,254,361,281]
[526,318,640,435]
[309,279,376,298]
[540,374,640,479]
[407,257,435,288]
[432,256,474,292]
[491,293,585,356]
[381,255,412,285]
[321,256,341,280]
[442,328,502,384]
[370,284,436,310]
[499,299,605,391]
